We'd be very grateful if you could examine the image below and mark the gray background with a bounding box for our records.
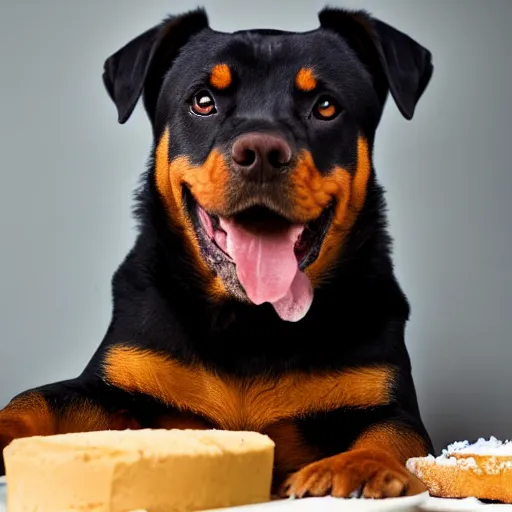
[0,0,510,454]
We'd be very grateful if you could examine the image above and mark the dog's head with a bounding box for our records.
[103,8,432,322]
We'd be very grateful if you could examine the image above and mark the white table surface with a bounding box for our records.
[1,477,511,511]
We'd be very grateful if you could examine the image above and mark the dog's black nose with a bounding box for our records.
[231,133,293,182]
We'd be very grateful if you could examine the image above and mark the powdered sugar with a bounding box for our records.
[407,437,512,478]
[444,436,512,456]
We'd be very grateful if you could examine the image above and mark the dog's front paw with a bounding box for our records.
[280,448,426,499]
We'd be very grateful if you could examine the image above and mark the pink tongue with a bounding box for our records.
[216,218,314,322]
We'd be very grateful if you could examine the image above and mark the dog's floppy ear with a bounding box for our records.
[318,8,433,120]
[103,9,209,124]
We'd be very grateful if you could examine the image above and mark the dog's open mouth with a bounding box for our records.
[187,191,334,322]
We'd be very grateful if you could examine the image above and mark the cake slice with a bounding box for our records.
[4,429,275,512]
[406,436,512,503]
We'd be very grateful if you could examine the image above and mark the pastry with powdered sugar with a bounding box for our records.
[406,436,512,504]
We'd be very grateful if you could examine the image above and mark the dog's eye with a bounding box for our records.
[191,91,216,116]
[314,96,339,120]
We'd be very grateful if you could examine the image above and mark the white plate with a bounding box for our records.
[202,492,430,511]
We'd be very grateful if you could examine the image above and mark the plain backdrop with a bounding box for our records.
[0,0,511,454]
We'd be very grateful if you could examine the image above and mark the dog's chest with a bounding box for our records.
[104,346,394,430]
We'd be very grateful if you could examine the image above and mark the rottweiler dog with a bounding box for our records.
[0,6,434,499]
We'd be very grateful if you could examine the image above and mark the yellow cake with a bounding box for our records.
[4,428,275,512]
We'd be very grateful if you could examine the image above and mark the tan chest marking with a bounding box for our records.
[104,345,395,431]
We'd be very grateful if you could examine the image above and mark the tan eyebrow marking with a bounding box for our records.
[296,68,317,92]
[210,63,232,90]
